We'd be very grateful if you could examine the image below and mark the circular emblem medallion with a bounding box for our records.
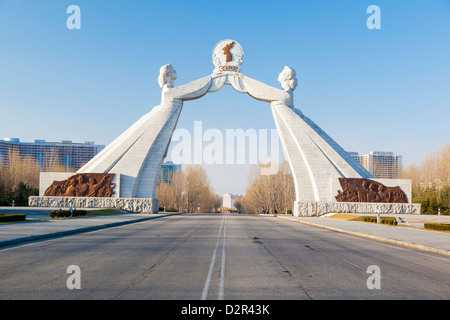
[212,39,244,73]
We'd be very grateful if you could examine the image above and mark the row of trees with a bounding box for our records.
[0,150,69,206]
[156,165,221,213]
[156,162,295,215]
[0,149,221,212]
[237,143,450,215]
[236,161,295,215]
[2,143,448,215]
[400,143,450,214]
[1,147,294,214]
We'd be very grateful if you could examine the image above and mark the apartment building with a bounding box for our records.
[159,161,182,184]
[0,137,104,171]
[349,151,402,179]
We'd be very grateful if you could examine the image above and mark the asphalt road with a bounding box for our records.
[0,214,448,300]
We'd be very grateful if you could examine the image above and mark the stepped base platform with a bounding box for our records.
[293,201,421,217]
[29,196,159,214]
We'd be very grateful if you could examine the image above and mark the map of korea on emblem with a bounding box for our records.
[212,39,244,73]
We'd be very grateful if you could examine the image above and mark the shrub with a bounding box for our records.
[0,214,26,222]
[363,216,377,223]
[424,223,450,232]
[49,209,87,218]
[380,217,397,225]
[159,207,178,212]
[363,216,397,225]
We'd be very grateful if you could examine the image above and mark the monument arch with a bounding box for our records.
[32,40,420,216]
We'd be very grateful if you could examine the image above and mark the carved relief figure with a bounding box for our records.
[335,178,408,203]
[44,173,116,198]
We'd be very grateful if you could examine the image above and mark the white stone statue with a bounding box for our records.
[158,63,177,88]
[278,66,298,92]
[76,39,374,215]
[78,63,213,199]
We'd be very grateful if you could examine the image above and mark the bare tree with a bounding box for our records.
[42,149,69,172]
[171,170,187,212]
[401,143,450,211]
[0,149,74,206]
[184,165,213,213]
[155,165,220,213]
[402,143,449,189]
[239,161,295,214]
[0,149,39,190]
[155,181,176,210]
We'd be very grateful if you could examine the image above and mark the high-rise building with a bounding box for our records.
[0,137,104,171]
[159,161,181,184]
[348,151,363,164]
[348,151,402,179]
[222,193,241,209]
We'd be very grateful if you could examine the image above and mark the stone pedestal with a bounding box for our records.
[293,201,421,217]
[29,196,159,213]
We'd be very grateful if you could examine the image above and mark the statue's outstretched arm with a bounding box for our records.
[166,75,213,102]
[241,75,291,105]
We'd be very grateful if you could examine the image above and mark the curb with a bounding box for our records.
[0,213,180,248]
[277,215,450,257]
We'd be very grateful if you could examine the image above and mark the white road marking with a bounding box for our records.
[201,215,226,300]
[343,259,383,279]
[218,218,226,300]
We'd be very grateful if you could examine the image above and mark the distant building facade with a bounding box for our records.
[349,151,402,179]
[0,137,104,171]
[222,193,241,209]
[159,161,181,184]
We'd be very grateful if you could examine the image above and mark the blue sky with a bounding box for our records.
[0,0,449,195]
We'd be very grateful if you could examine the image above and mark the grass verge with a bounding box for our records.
[327,213,398,225]
[85,209,122,216]
[326,213,365,221]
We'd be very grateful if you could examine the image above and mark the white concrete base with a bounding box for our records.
[29,196,159,213]
[293,201,421,217]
